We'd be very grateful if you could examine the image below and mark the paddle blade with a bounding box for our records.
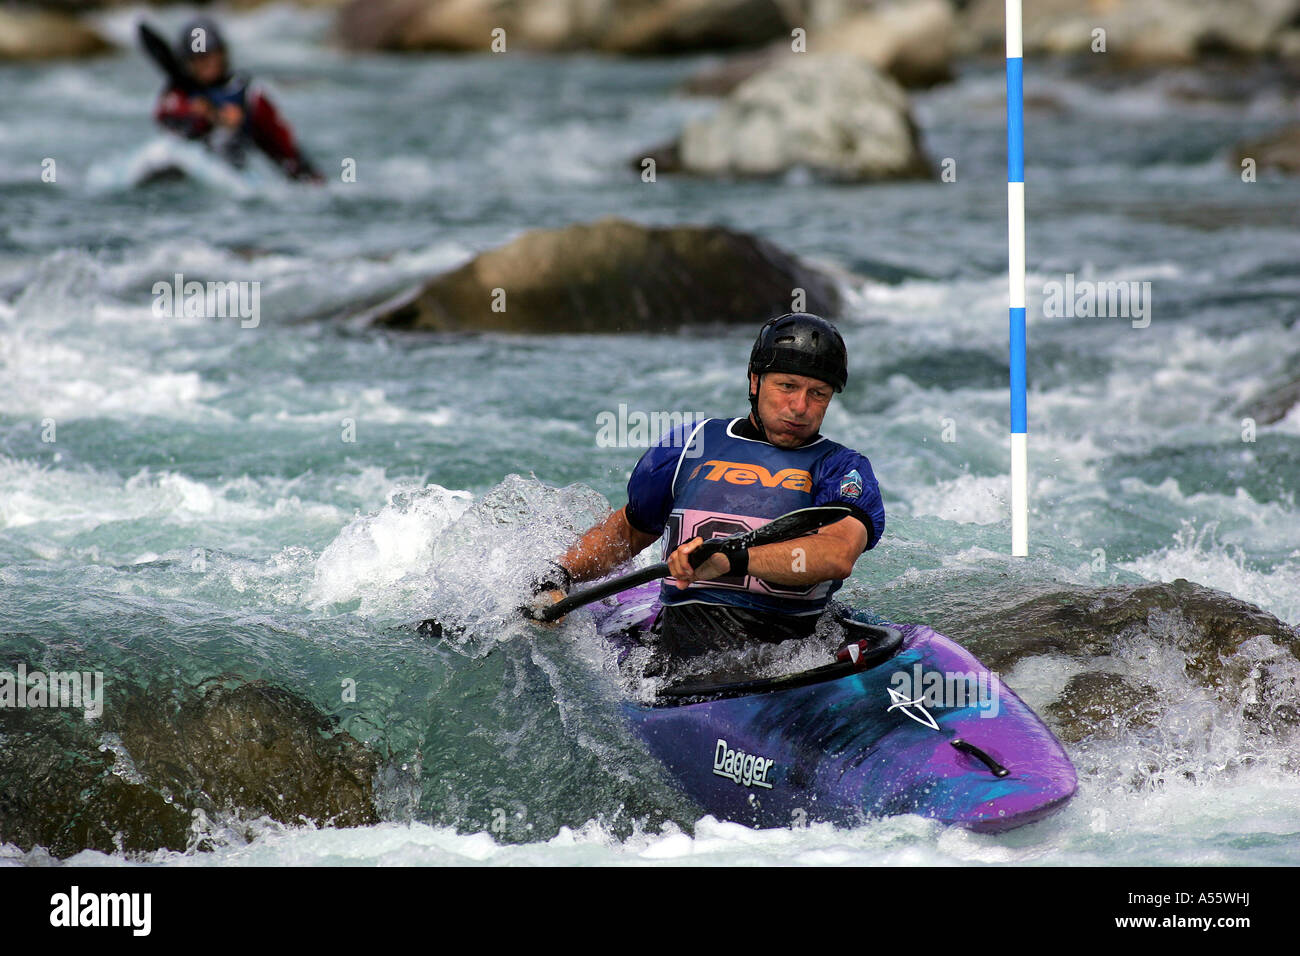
[138,21,196,93]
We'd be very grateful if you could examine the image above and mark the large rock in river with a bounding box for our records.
[368,218,842,333]
[809,0,956,88]
[952,578,1299,744]
[597,0,795,54]
[960,0,1300,62]
[685,0,957,94]
[335,0,793,52]
[654,55,930,180]
[337,0,588,51]
[0,8,112,60]
[1238,361,1300,424]
[0,677,379,857]
[1233,124,1300,177]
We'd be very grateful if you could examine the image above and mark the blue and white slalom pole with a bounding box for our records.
[1006,0,1028,556]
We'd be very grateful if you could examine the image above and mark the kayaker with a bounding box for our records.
[528,313,885,669]
[152,16,324,183]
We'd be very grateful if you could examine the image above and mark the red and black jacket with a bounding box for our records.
[154,75,322,182]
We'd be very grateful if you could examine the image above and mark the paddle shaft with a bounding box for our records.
[538,562,669,621]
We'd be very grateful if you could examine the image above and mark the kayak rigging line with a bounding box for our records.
[950,738,1010,778]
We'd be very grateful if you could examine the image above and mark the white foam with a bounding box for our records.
[0,457,341,544]
[308,483,474,610]
[40,773,1299,867]
[909,473,1007,525]
[1120,520,1300,625]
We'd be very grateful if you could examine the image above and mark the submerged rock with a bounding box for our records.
[0,677,378,858]
[1238,361,1300,424]
[1045,672,1162,744]
[368,217,842,333]
[654,55,930,181]
[0,710,192,857]
[962,578,1295,672]
[956,578,1300,742]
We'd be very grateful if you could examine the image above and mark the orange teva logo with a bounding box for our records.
[689,460,813,491]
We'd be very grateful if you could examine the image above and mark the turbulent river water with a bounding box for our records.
[1,5,1298,865]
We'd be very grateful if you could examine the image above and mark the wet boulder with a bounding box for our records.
[1238,358,1300,424]
[0,8,111,60]
[954,578,1300,742]
[685,0,957,95]
[116,680,380,837]
[336,0,566,51]
[597,0,794,54]
[1233,125,1300,177]
[0,676,379,857]
[960,578,1296,674]
[650,55,931,181]
[334,0,792,53]
[960,0,1300,63]
[1045,672,1162,744]
[808,0,956,88]
[367,217,842,333]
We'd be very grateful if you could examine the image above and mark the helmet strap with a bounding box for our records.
[748,373,771,441]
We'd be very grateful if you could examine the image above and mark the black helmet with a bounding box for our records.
[176,17,228,61]
[748,313,848,394]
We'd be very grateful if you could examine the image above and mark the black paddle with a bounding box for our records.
[533,504,854,623]
[656,624,903,703]
[138,22,198,94]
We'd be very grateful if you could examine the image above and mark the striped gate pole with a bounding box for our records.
[1006,0,1028,556]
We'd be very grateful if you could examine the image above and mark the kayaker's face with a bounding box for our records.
[750,372,833,447]
[188,51,227,86]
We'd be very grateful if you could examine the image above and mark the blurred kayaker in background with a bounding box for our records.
[529,313,885,669]
[149,16,323,183]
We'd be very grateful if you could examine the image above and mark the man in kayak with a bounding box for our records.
[528,313,885,670]
[152,16,323,183]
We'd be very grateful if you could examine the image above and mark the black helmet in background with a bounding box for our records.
[176,16,228,62]
[748,313,848,396]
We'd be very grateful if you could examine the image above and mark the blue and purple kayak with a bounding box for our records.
[593,583,1077,833]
